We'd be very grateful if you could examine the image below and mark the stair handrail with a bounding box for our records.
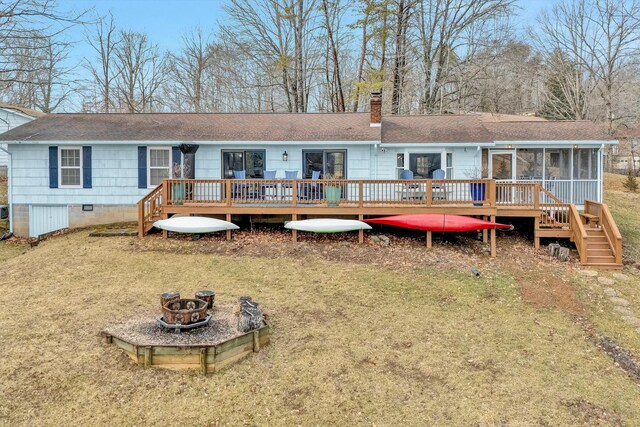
[585,200,622,265]
[538,184,563,204]
[569,204,588,264]
[137,182,164,238]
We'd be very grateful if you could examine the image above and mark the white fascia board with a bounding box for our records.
[493,140,618,146]
[380,142,495,148]
[5,139,380,146]
[0,108,36,121]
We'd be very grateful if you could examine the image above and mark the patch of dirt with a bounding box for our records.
[561,398,624,426]
[499,256,586,317]
[131,226,573,276]
[598,336,640,381]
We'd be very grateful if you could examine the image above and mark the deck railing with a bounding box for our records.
[162,178,496,207]
[138,179,583,237]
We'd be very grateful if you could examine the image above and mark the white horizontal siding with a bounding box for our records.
[450,148,481,179]
[10,142,374,206]
[0,109,34,166]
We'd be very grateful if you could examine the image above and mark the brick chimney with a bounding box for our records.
[370,91,382,127]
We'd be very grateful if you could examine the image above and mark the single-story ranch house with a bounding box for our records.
[0,95,622,267]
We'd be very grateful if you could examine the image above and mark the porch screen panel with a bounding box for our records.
[516,148,543,179]
[409,153,441,179]
[572,148,598,179]
[544,149,571,179]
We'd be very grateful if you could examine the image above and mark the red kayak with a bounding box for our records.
[365,214,512,232]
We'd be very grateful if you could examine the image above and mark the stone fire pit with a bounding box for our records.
[101,292,271,374]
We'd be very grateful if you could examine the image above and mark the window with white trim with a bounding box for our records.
[59,147,82,187]
[148,147,171,187]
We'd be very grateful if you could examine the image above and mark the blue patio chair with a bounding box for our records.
[232,170,252,200]
[282,170,298,200]
[431,168,447,200]
[262,170,277,199]
[301,170,322,200]
[400,169,422,200]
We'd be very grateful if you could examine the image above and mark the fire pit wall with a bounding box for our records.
[162,299,209,325]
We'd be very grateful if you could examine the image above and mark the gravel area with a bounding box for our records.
[103,302,244,346]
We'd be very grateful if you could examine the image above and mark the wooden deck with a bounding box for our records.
[137,178,622,268]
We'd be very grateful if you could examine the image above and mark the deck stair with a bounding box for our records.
[571,200,623,269]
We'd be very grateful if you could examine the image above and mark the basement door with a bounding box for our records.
[29,205,69,238]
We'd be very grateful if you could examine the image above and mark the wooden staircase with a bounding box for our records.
[585,227,619,267]
[572,200,623,269]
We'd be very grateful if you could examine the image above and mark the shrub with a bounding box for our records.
[623,170,639,192]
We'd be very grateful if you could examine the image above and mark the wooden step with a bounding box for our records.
[586,228,604,235]
[587,242,610,249]
[587,255,616,264]
[583,262,623,270]
[586,236,608,243]
[587,248,614,257]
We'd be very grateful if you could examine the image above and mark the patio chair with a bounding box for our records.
[431,168,447,200]
[233,170,256,200]
[400,169,422,200]
[262,170,278,199]
[301,170,322,200]
[281,170,298,200]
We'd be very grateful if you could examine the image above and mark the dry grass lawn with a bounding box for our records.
[0,176,640,425]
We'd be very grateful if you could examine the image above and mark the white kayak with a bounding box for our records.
[284,218,372,233]
[153,216,239,234]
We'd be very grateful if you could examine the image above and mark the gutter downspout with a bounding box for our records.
[0,145,12,234]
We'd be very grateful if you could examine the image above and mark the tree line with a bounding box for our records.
[1,0,640,133]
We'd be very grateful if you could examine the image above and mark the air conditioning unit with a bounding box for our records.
[0,205,8,220]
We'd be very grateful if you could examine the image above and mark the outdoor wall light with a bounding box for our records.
[282,151,288,161]
[573,144,578,149]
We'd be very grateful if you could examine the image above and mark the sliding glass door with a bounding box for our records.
[222,150,265,178]
[302,150,347,178]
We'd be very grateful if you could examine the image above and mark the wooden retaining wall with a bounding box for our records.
[101,323,271,375]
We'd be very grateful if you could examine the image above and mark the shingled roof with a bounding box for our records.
[0,103,46,118]
[0,113,380,142]
[382,115,492,144]
[0,112,614,143]
[484,121,611,141]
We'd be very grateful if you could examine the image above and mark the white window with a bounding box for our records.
[446,152,454,179]
[148,147,171,187]
[59,147,82,187]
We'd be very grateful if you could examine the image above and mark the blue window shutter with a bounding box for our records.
[138,146,147,188]
[82,146,92,188]
[172,146,181,178]
[49,146,58,188]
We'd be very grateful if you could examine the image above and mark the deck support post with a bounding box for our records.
[226,213,232,241]
[482,216,488,243]
[292,214,297,242]
[358,214,364,243]
[426,231,432,248]
[490,215,497,257]
[534,219,540,249]
[161,213,168,238]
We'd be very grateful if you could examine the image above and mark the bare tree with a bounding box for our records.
[169,29,212,112]
[84,12,119,113]
[113,30,167,112]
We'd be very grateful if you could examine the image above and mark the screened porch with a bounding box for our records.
[486,147,602,205]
